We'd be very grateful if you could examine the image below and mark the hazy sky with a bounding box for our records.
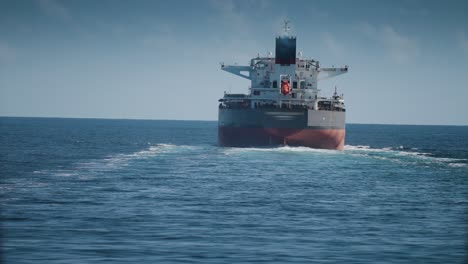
[1,0,467,125]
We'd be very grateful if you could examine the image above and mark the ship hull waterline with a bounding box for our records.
[218,108,346,150]
[218,127,345,150]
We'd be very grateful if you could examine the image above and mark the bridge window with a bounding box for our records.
[293,81,297,89]
[272,80,277,88]
[300,81,306,89]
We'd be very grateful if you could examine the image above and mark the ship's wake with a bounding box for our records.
[33,143,467,180]
[343,145,467,168]
[224,144,467,169]
[33,144,202,179]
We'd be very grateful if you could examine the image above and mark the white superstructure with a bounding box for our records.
[220,20,348,112]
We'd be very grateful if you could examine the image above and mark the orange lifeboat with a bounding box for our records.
[281,80,290,95]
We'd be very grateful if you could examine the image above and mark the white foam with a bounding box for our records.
[344,145,467,168]
[448,163,467,168]
[53,172,74,177]
[78,144,198,170]
[344,145,371,150]
[224,144,467,169]
[224,145,341,155]
[277,146,339,153]
[41,144,202,178]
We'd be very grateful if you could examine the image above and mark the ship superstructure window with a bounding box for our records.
[272,80,277,88]
[300,81,305,89]
[293,81,297,89]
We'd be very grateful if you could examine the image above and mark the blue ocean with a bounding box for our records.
[1,117,467,263]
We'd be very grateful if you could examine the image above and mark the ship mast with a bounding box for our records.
[283,19,290,35]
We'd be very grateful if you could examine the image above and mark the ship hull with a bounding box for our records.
[218,108,346,150]
[219,127,345,149]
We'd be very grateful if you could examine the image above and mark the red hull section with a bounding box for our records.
[218,127,345,150]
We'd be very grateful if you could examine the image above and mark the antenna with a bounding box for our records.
[283,19,290,34]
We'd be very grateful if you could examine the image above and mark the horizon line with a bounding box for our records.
[1,115,467,127]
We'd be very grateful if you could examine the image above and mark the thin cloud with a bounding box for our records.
[209,0,248,35]
[256,0,270,10]
[211,0,269,14]
[398,7,430,17]
[141,25,176,49]
[0,41,16,63]
[208,0,260,63]
[356,23,419,63]
[381,26,418,63]
[356,22,376,38]
[321,32,345,57]
[38,0,71,21]
[457,31,468,59]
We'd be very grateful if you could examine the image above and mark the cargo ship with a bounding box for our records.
[218,21,349,150]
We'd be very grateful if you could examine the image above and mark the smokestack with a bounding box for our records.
[275,36,296,65]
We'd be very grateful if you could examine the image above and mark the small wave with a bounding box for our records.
[38,144,202,178]
[129,143,179,157]
[448,163,467,168]
[344,145,467,168]
[77,144,201,171]
[53,172,75,177]
[344,145,371,150]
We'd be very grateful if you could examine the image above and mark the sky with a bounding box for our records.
[0,0,467,125]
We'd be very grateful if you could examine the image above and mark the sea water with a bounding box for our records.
[1,117,467,263]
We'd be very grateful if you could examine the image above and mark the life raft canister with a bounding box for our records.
[281,80,290,95]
